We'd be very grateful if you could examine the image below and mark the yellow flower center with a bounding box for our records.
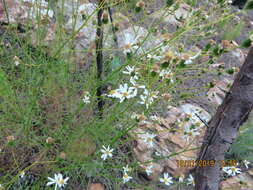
[58,179,65,185]
[110,90,116,94]
[123,92,129,97]
[125,44,132,49]
[147,137,153,142]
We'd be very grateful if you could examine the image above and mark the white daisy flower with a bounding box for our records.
[122,66,140,86]
[159,68,174,81]
[186,174,195,186]
[223,165,241,176]
[184,51,201,65]
[139,89,159,109]
[122,34,139,55]
[145,164,153,176]
[107,89,122,99]
[243,160,250,169]
[122,66,138,76]
[82,91,90,104]
[150,115,162,124]
[155,151,161,156]
[178,174,185,183]
[159,173,173,186]
[122,172,133,183]
[13,56,20,66]
[123,165,132,173]
[142,133,156,147]
[100,145,114,160]
[129,75,139,86]
[183,125,200,140]
[147,53,163,60]
[47,173,69,190]
[117,83,136,102]
[20,171,25,178]
[107,83,136,102]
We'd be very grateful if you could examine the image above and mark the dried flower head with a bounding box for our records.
[46,137,55,144]
[136,1,145,8]
[6,135,15,142]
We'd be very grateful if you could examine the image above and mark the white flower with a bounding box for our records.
[123,44,139,55]
[129,75,139,86]
[0,184,3,189]
[122,33,139,55]
[108,84,136,103]
[159,69,173,81]
[122,66,140,86]
[107,89,122,99]
[155,151,161,156]
[139,89,159,109]
[123,165,131,173]
[20,171,25,178]
[184,51,201,65]
[150,115,162,124]
[122,172,133,183]
[100,145,113,160]
[223,166,241,176]
[122,66,137,75]
[227,0,233,4]
[145,165,153,176]
[82,91,90,104]
[142,133,156,147]
[186,174,195,186]
[183,125,200,140]
[147,53,163,60]
[159,173,173,186]
[13,56,20,66]
[117,83,137,102]
[47,173,69,190]
[243,160,250,169]
[178,174,185,183]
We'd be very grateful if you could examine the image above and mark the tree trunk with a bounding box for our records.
[195,46,253,190]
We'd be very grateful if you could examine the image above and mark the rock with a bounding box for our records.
[207,79,232,106]
[151,3,191,32]
[179,103,211,127]
[132,104,211,179]
[87,183,105,190]
[218,48,246,68]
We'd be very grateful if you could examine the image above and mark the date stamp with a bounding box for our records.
[176,160,237,168]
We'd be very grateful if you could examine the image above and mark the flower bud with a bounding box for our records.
[135,1,145,12]
[102,12,109,24]
[6,135,15,142]
[46,137,55,144]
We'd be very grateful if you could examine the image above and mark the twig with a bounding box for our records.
[96,0,105,118]
[2,0,10,24]
[108,7,118,48]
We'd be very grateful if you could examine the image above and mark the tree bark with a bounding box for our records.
[195,46,253,190]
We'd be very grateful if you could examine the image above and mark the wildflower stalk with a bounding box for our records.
[2,0,9,24]
[96,0,105,118]
[108,7,118,48]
